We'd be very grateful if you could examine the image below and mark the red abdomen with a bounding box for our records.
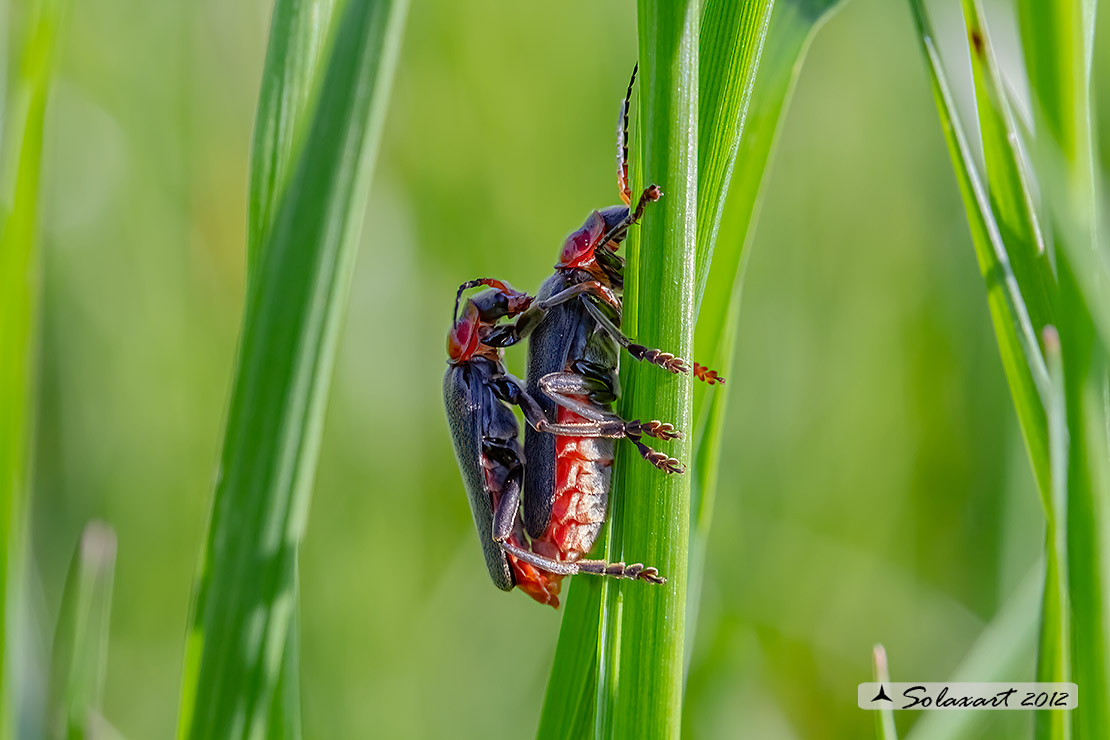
[508,404,614,608]
[534,404,613,560]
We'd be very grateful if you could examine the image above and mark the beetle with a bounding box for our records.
[482,66,724,565]
[444,278,677,607]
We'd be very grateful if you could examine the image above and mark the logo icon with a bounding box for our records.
[872,685,893,703]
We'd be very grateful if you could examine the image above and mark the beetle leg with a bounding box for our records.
[537,373,681,441]
[498,540,665,585]
[597,184,662,248]
[578,296,691,374]
[496,372,657,439]
[538,281,621,312]
[481,302,545,348]
[629,438,685,474]
[483,281,622,349]
[490,466,522,542]
[538,372,685,474]
[693,363,726,385]
[575,296,726,384]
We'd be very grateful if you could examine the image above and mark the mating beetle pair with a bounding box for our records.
[443,68,723,607]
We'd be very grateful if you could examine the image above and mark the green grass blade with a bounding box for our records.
[46,522,117,740]
[906,0,1051,503]
[1056,252,1106,740]
[1013,2,1109,738]
[687,0,845,657]
[872,645,898,740]
[1014,1,1089,169]
[539,4,846,735]
[0,0,69,735]
[248,0,335,270]
[694,0,773,306]
[959,0,1054,336]
[1037,327,1070,740]
[533,577,601,740]
[594,2,700,737]
[175,1,408,737]
[248,3,338,733]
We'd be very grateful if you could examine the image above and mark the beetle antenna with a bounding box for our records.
[617,64,637,206]
[453,278,514,323]
[454,280,490,324]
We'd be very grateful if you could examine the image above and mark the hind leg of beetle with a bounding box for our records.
[490,466,523,543]
[498,539,665,584]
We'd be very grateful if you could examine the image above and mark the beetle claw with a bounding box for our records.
[635,420,682,441]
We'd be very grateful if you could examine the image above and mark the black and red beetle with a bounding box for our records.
[444,279,673,607]
[479,67,724,604]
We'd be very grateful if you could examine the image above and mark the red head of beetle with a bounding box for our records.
[556,211,608,271]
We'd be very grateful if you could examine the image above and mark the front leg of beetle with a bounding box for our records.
[578,295,725,384]
[482,281,620,349]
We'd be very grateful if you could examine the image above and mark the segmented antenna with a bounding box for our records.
[617,64,637,206]
[453,278,513,323]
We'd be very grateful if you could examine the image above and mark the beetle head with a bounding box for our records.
[447,279,531,363]
[556,211,607,270]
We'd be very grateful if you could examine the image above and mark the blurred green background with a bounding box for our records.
[20,0,1110,737]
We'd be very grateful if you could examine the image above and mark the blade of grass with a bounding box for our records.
[539,4,847,734]
[0,0,69,736]
[248,3,338,733]
[1013,2,1109,738]
[595,2,700,737]
[248,0,335,270]
[687,0,846,659]
[533,577,602,740]
[693,0,774,307]
[872,645,898,740]
[175,1,408,737]
[906,0,1051,509]
[1037,327,1070,740]
[46,522,116,740]
[960,0,1054,337]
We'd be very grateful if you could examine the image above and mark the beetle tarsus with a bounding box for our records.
[632,184,663,221]
[693,363,726,385]
[627,343,690,375]
[500,541,666,585]
[579,559,667,584]
[626,419,682,441]
[631,438,685,474]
